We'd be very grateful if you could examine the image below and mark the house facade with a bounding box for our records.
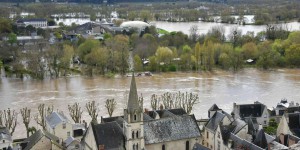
[232,102,269,126]
[21,129,63,150]
[45,112,73,141]
[0,127,12,150]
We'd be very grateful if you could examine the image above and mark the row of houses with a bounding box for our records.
[1,75,300,150]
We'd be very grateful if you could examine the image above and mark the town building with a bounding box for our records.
[277,112,300,147]
[45,112,73,141]
[0,127,12,150]
[21,129,63,150]
[16,19,48,28]
[232,102,269,126]
[82,74,201,150]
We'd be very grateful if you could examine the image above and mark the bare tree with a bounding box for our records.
[35,104,53,130]
[161,92,175,109]
[177,92,199,114]
[150,94,160,110]
[158,91,199,114]
[189,25,199,42]
[228,26,242,48]
[0,108,18,135]
[68,103,83,123]
[138,94,144,110]
[86,101,99,123]
[105,99,117,117]
[20,107,31,137]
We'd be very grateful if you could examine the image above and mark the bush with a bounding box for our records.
[168,64,177,72]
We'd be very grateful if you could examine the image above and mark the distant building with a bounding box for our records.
[232,102,269,126]
[0,127,12,150]
[16,19,47,28]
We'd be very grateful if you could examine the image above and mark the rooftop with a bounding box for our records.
[45,112,70,129]
[91,121,124,149]
[144,115,201,144]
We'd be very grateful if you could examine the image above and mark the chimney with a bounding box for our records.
[99,145,105,150]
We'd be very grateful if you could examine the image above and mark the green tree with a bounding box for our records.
[257,41,281,69]
[84,47,109,75]
[77,39,101,61]
[156,47,173,64]
[148,56,157,72]
[242,42,258,60]
[7,33,17,46]
[285,44,300,67]
[134,54,143,71]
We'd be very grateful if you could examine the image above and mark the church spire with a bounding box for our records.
[127,73,139,112]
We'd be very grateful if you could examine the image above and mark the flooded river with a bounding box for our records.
[1,68,300,138]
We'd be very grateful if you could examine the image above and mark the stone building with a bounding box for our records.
[82,74,202,150]
[232,102,269,127]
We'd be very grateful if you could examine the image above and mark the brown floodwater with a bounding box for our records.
[1,68,300,138]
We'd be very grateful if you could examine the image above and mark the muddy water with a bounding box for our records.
[1,68,300,138]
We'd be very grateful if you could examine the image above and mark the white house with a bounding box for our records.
[232,102,269,126]
[0,127,12,150]
[16,18,47,28]
[45,112,73,141]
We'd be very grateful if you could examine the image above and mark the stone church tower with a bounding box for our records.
[123,74,145,150]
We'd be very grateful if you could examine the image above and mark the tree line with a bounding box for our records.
[0,91,198,138]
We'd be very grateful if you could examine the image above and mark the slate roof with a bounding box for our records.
[205,111,225,132]
[143,113,154,121]
[220,125,236,145]
[45,112,70,129]
[269,141,288,150]
[0,127,12,141]
[254,129,268,149]
[288,113,300,137]
[238,104,266,118]
[91,121,124,149]
[168,108,187,116]
[230,133,263,150]
[101,116,125,128]
[147,108,187,119]
[23,129,61,150]
[193,143,210,150]
[208,104,220,111]
[161,110,176,118]
[147,110,159,119]
[287,106,300,113]
[264,133,275,143]
[231,118,247,134]
[144,115,201,144]
[246,117,259,136]
[64,136,76,147]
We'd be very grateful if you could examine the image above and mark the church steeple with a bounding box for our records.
[127,73,139,113]
[123,72,145,150]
